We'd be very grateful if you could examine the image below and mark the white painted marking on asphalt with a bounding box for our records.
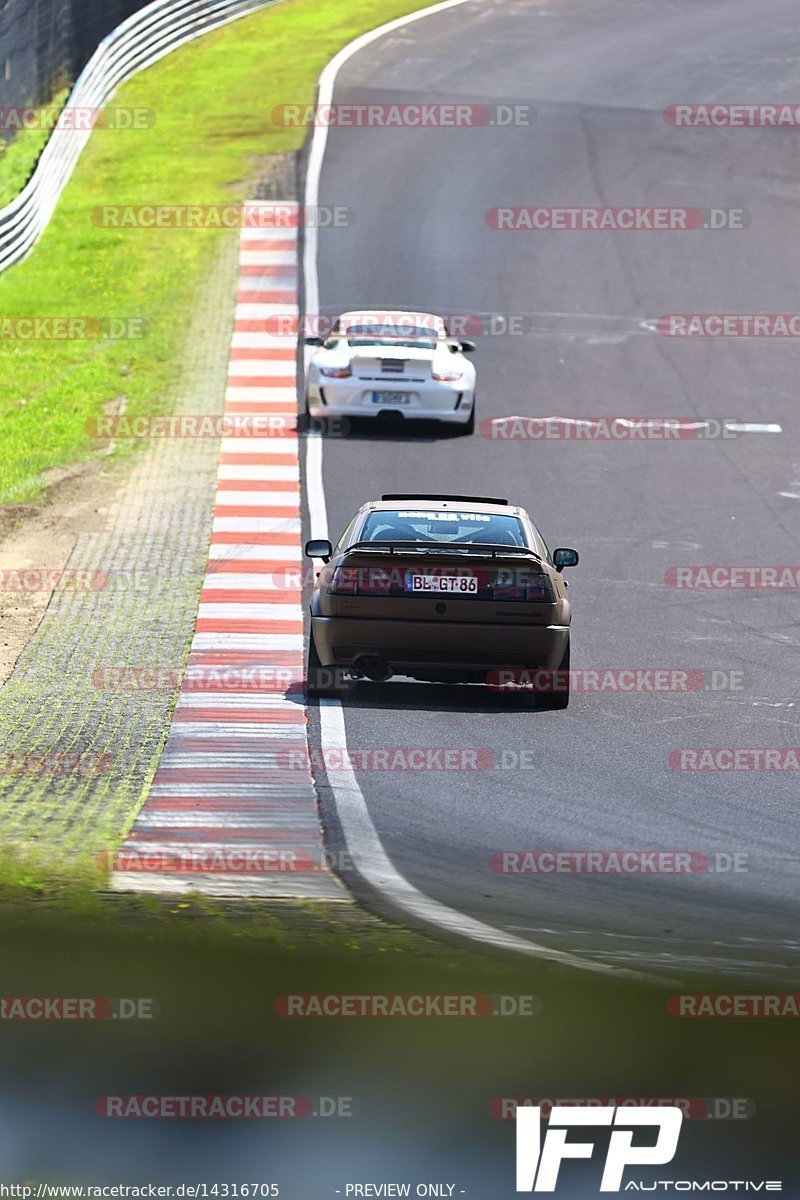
[237,309,299,324]
[316,705,643,977]
[111,873,345,900]
[212,517,301,533]
[304,433,328,541]
[226,361,296,375]
[212,490,301,507]
[201,573,296,589]
[167,730,303,743]
[240,251,298,266]
[133,813,314,828]
[485,416,783,436]
[175,693,301,710]
[148,783,307,797]
[225,387,298,404]
[235,303,298,319]
[231,332,298,348]
[208,544,301,560]
[220,438,299,455]
[218,465,299,481]
[725,422,782,433]
[192,633,304,651]
[240,222,298,242]
[148,752,300,766]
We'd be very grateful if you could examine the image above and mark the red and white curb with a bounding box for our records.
[112,201,342,899]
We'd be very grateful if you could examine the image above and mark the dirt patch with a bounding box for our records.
[0,455,127,686]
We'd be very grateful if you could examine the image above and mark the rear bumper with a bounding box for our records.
[306,380,474,423]
[310,615,569,673]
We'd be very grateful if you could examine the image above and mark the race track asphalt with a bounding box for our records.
[304,0,800,979]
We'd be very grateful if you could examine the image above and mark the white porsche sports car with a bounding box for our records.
[304,310,477,430]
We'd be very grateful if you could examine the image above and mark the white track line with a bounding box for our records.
[301,0,647,977]
[318,703,651,976]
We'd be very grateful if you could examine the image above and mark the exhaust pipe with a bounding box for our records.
[354,655,393,682]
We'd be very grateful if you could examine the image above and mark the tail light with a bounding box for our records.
[320,365,352,378]
[492,571,554,602]
[432,369,463,382]
[328,565,398,595]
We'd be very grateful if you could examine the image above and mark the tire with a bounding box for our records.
[549,639,570,709]
[463,394,475,435]
[306,630,338,698]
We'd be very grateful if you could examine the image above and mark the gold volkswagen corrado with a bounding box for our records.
[304,494,579,707]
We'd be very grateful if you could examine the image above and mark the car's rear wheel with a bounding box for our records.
[306,630,338,698]
[549,639,570,709]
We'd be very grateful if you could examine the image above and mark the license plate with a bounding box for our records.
[406,573,478,594]
[372,391,410,405]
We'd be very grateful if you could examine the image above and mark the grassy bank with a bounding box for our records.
[0,0,432,505]
[0,89,70,206]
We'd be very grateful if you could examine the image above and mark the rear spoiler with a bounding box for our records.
[343,540,540,560]
[380,494,508,505]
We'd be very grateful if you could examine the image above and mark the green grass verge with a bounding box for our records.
[0,877,429,953]
[0,89,70,206]
[0,0,432,506]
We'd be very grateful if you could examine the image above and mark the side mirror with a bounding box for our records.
[304,336,323,346]
[553,547,579,571]
[305,538,333,562]
[459,339,477,353]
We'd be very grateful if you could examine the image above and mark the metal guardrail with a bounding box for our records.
[0,0,279,274]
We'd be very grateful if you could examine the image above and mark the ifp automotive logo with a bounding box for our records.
[515,1104,683,1192]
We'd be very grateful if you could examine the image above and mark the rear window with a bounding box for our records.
[358,510,528,548]
[339,325,439,350]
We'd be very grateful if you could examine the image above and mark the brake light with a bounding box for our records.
[329,567,358,594]
[432,369,463,382]
[320,365,352,378]
[492,572,554,602]
[328,565,399,594]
